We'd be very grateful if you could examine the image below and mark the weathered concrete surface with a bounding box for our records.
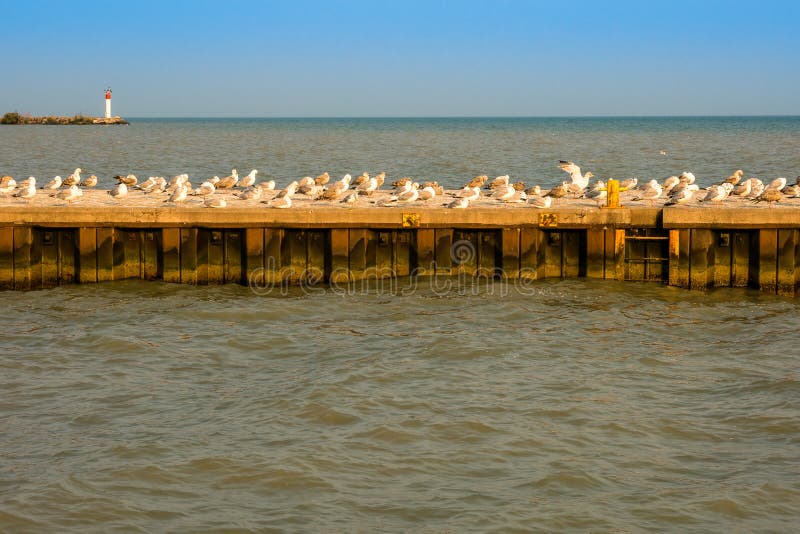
[663,207,800,229]
[1,189,798,229]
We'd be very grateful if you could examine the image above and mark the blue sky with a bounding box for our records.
[2,0,798,117]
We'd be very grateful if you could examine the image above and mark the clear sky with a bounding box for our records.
[2,0,798,117]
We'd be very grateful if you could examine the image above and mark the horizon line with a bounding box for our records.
[118,113,800,120]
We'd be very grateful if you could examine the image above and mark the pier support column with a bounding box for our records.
[78,228,97,284]
[501,228,520,279]
[689,229,714,290]
[777,229,798,296]
[519,228,545,280]
[329,229,350,284]
[162,228,181,284]
[414,229,435,276]
[586,229,604,279]
[668,229,690,289]
[0,227,13,290]
[758,229,778,294]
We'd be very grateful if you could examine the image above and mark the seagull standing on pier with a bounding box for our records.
[633,180,662,206]
[82,175,98,188]
[447,197,470,209]
[14,179,36,201]
[528,195,553,209]
[116,174,138,186]
[63,168,82,187]
[42,176,62,189]
[459,185,481,202]
[0,177,17,194]
[239,169,258,189]
[558,161,594,189]
[110,183,128,199]
[166,185,188,205]
[54,184,82,205]
[216,170,239,189]
[194,181,216,197]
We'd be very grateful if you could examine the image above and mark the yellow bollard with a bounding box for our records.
[603,179,627,209]
[606,179,620,208]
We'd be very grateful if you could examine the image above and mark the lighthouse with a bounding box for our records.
[104,88,112,119]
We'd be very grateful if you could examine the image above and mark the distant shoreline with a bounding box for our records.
[1,112,129,125]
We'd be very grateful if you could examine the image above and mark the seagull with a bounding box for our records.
[0,176,18,194]
[558,161,594,189]
[528,195,553,209]
[417,184,437,201]
[136,176,157,192]
[82,175,98,188]
[724,169,744,185]
[352,173,370,188]
[447,197,470,209]
[491,184,516,201]
[14,181,36,201]
[216,169,239,189]
[678,171,696,185]
[782,184,800,198]
[732,179,751,197]
[115,174,137,186]
[699,184,728,203]
[194,181,216,197]
[321,175,351,201]
[585,182,607,206]
[662,176,680,194]
[63,168,82,186]
[747,178,765,199]
[487,175,510,189]
[204,197,227,208]
[341,191,357,207]
[315,172,330,186]
[356,176,379,196]
[525,185,542,196]
[767,177,787,191]
[54,184,82,205]
[465,175,488,188]
[270,194,293,208]
[166,174,188,193]
[239,169,257,188]
[632,179,662,206]
[18,176,36,188]
[458,186,481,202]
[0,175,17,195]
[659,150,667,156]
[753,189,782,206]
[276,180,299,199]
[165,185,188,205]
[42,176,62,189]
[391,176,413,188]
[236,187,262,200]
[257,180,276,191]
[620,178,638,190]
[379,182,419,205]
[664,187,694,206]
[546,182,569,202]
[110,183,128,199]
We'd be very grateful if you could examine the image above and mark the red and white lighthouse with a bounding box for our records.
[104,88,112,118]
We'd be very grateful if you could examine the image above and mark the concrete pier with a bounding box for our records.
[1,198,800,295]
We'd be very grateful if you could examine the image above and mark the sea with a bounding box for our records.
[1,117,799,531]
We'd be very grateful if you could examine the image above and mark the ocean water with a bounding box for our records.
[1,118,800,531]
[1,116,799,189]
[1,280,799,531]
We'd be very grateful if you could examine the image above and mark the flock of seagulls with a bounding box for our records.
[1,164,799,209]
